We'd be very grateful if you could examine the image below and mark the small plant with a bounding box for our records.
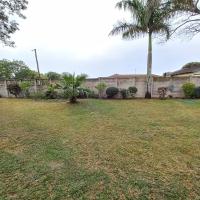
[106,87,119,98]
[194,87,200,98]
[128,86,138,98]
[95,82,107,98]
[30,91,46,100]
[7,83,21,97]
[20,81,31,98]
[158,87,167,100]
[87,90,99,99]
[120,89,128,99]
[45,84,58,99]
[182,83,195,98]
[59,73,87,103]
[77,88,92,99]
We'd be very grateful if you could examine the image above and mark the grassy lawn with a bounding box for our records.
[0,99,200,200]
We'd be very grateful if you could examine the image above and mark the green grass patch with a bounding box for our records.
[0,99,200,199]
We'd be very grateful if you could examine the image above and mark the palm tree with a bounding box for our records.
[60,73,87,103]
[110,0,171,98]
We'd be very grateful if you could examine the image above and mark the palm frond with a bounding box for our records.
[116,0,145,23]
[116,0,144,12]
[109,22,132,36]
[153,23,171,40]
[110,0,172,41]
[122,25,147,39]
[110,21,146,39]
[75,74,87,87]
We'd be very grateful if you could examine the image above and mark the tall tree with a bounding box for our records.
[110,0,171,98]
[0,0,28,46]
[0,59,38,80]
[0,59,13,79]
[169,0,200,36]
[46,72,61,80]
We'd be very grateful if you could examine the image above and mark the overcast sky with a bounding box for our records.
[0,0,200,78]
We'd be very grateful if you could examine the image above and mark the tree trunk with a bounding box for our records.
[145,32,152,99]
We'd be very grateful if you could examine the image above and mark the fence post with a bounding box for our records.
[116,77,118,87]
[34,79,37,93]
[132,77,136,86]
[4,80,9,97]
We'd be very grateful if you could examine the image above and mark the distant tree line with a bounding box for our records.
[0,60,39,80]
[0,59,65,80]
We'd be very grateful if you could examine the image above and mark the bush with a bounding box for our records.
[55,90,68,99]
[7,83,21,97]
[194,87,200,98]
[182,83,195,98]
[95,82,107,98]
[128,86,138,98]
[77,88,93,99]
[45,84,58,99]
[158,87,167,100]
[78,88,98,99]
[30,91,46,99]
[120,89,128,99]
[45,90,58,99]
[20,81,31,98]
[106,87,119,98]
[88,90,99,99]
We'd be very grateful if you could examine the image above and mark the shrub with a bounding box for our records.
[57,90,69,99]
[45,90,58,99]
[120,89,128,99]
[158,87,167,100]
[95,82,107,98]
[194,87,200,98]
[77,88,93,99]
[45,84,58,99]
[77,88,87,99]
[106,87,119,98]
[88,90,99,99]
[59,73,87,103]
[30,91,45,99]
[128,86,138,98]
[20,81,31,98]
[168,95,173,99]
[7,83,21,97]
[182,83,195,98]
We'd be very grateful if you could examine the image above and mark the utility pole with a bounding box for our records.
[32,49,40,78]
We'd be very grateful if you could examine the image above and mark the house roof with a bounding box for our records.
[108,74,160,78]
[171,62,200,76]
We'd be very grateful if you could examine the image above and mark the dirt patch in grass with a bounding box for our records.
[48,161,64,170]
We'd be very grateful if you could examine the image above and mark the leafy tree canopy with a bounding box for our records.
[165,0,200,36]
[46,71,61,80]
[0,0,28,46]
[0,59,39,80]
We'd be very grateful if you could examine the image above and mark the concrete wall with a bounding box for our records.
[1,76,200,98]
[83,76,200,98]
